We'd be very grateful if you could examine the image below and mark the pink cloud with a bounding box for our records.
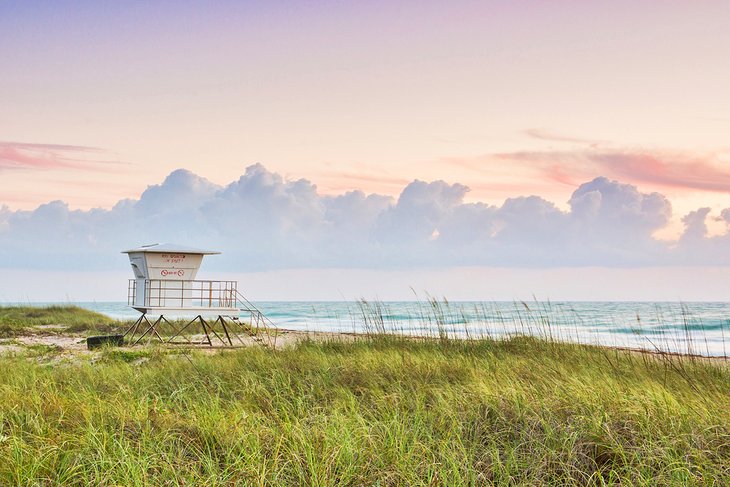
[545,163,580,187]
[0,145,77,170]
[1,142,103,152]
[493,149,730,194]
[593,152,730,193]
[0,141,122,172]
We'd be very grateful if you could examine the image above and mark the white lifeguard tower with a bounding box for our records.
[121,243,276,347]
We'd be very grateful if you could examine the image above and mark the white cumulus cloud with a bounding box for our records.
[1,165,729,272]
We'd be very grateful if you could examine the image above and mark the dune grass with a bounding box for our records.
[0,305,270,344]
[0,305,118,336]
[0,335,728,485]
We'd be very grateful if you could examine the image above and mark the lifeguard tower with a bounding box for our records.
[121,243,276,348]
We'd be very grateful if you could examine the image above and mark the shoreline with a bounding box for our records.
[4,302,730,358]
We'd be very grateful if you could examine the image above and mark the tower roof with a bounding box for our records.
[122,243,221,255]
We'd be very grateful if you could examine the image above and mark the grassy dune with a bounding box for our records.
[0,333,728,485]
[0,305,118,336]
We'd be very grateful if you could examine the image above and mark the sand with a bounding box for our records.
[0,327,726,367]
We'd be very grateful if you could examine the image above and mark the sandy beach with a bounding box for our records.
[2,322,727,368]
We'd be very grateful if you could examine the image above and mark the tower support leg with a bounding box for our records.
[123,314,145,344]
[133,315,164,346]
[219,316,234,346]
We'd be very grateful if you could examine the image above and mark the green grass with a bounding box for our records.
[0,305,271,345]
[0,336,727,485]
[0,305,118,335]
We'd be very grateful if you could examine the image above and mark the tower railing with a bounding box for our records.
[128,279,239,309]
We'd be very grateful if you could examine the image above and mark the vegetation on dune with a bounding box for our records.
[0,336,728,485]
[0,305,119,336]
[0,305,270,341]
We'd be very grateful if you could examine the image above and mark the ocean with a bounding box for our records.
[11,300,729,357]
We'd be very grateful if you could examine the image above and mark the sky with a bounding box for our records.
[2,1,730,301]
